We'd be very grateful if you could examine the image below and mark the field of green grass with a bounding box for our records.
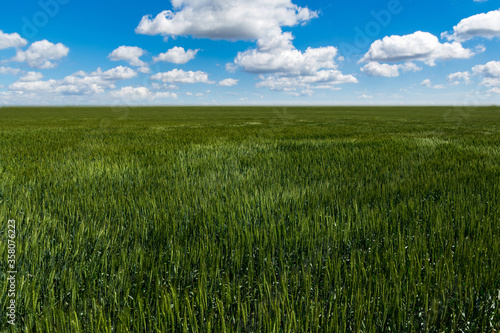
[1,106,499,332]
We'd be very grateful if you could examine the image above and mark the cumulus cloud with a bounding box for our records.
[0,66,21,75]
[421,79,431,87]
[9,66,137,95]
[447,71,471,85]
[19,71,44,82]
[256,69,357,92]
[109,46,150,73]
[109,86,177,99]
[12,40,69,69]
[472,61,500,93]
[361,62,421,77]
[362,62,399,77]
[0,30,27,50]
[234,29,341,76]
[153,46,199,64]
[218,78,239,87]
[472,61,500,77]
[136,1,355,94]
[442,9,500,42]
[135,0,317,41]
[232,28,357,93]
[151,69,213,84]
[421,79,446,89]
[89,66,137,80]
[361,31,474,66]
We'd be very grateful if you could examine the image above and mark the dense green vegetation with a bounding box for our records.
[1,106,499,332]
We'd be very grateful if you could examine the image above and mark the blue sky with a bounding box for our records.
[1,0,499,105]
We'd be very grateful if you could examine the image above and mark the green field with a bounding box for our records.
[1,106,499,332]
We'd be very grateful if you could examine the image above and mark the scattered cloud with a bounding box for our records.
[472,61,500,93]
[109,46,150,73]
[361,31,474,66]
[135,0,317,41]
[0,30,27,50]
[218,78,239,87]
[89,66,137,80]
[151,69,214,84]
[442,9,500,42]
[153,46,199,64]
[225,63,238,73]
[12,40,69,69]
[420,79,432,87]
[19,71,44,82]
[9,66,136,95]
[234,29,340,76]
[256,69,357,92]
[472,61,500,77]
[0,66,21,75]
[232,28,356,92]
[421,79,446,89]
[447,71,471,85]
[136,1,355,94]
[109,86,177,99]
[361,62,421,77]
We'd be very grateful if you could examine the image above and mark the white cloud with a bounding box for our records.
[153,47,199,64]
[12,40,69,69]
[9,66,137,95]
[218,78,239,87]
[109,86,177,99]
[361,31,474,66]
[447,71,471,85]
[479,77,500,87]
[361,62,421,77]
[234,29,340,76]
[232,27,357,92]
[0,66,21,75]
[472,61,500,91]
[151,69,213,84]
[362,63,399,77]
[8,80,56,93]
[109,46,149,73]
[136,0,317,41]
[359,94,373,99]
[487,87,500,94]
[225,63,238,73]
[256,70,357,92]
[442,9,500,42]
[421,79,431,87]
[472,61,500,77]
[421,79,446,89]
[19,71,44,82]
[136,1,355,94]
[0,31,27,50]
[90,66,138,80]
